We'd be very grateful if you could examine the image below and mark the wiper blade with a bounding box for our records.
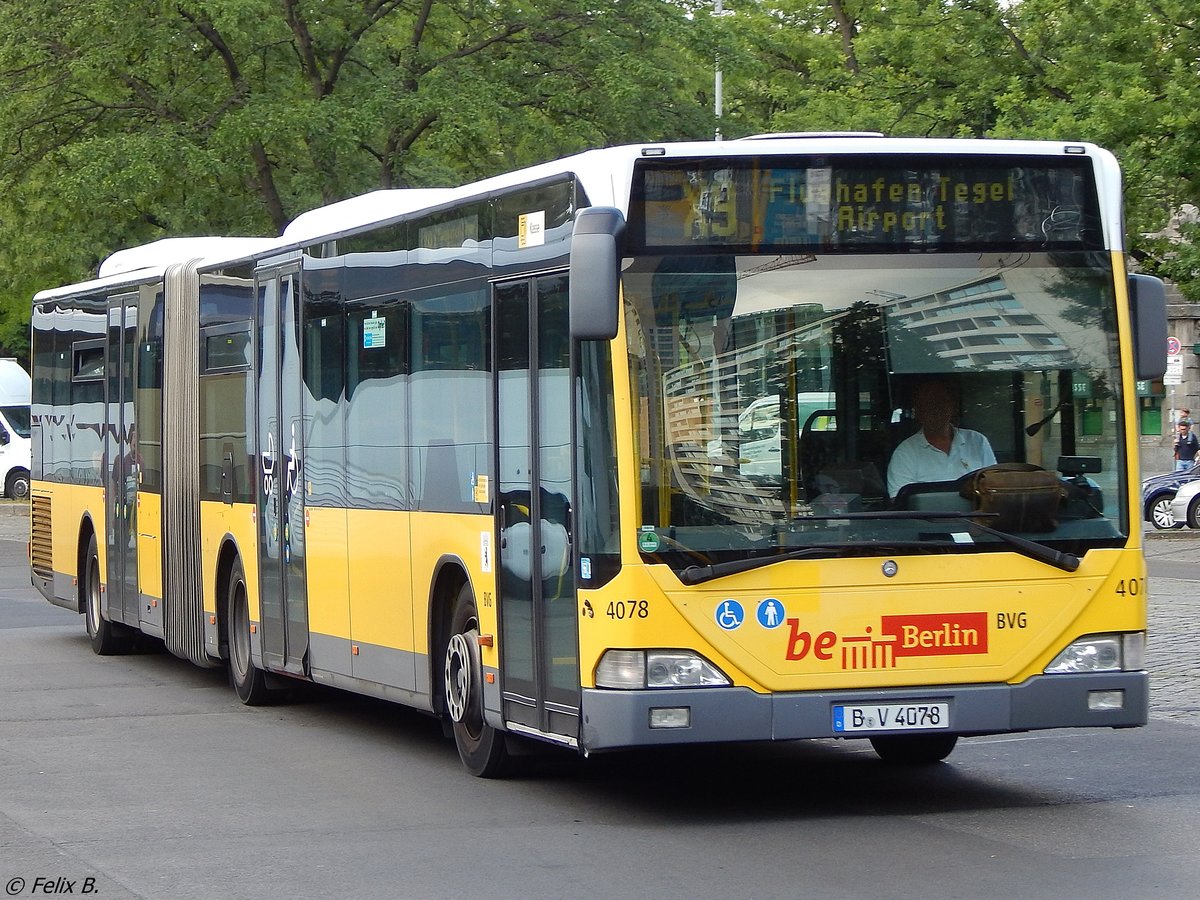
[677,511,1079,585]
[679,547,839,585]
[957,517,1080,572]
[797,509,1079,572]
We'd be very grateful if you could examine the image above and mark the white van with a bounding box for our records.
[0,359,31,499]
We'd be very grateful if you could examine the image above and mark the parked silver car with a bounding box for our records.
[1169,479,1200,529]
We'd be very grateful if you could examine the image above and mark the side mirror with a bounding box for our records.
[1129,273,1168,381]
[0,427,8,446]
[569,207,625,341]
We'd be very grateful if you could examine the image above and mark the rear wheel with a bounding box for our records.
[1147,495,1183,530]
[869,734,958,764]
[83,533,127,655]
[227,558,273,705]
[444,583,510,777]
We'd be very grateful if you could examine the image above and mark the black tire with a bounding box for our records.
[869,734,959,764]
[1188,496,1200,530]
[1147,495,1184,530]
[5,469,29,500]
[83,533,128,655]
[227,558,273,705]
[444,583,510,777]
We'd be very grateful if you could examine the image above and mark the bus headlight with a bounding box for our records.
[1044,633,1145,674]
[595,650,730,689]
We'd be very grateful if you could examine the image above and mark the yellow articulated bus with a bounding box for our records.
[30,135,1168,776]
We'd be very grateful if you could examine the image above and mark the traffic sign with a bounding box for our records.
[1167,335,1182,356]
[1164,354,1184,385]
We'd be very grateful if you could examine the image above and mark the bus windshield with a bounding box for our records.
[623,249,1126,568]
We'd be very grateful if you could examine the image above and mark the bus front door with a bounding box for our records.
[255,268,309,676]
[494,275,580,744]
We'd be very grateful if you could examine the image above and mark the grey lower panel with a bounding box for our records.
[204,611,219,659]
[308,632,433,712]
[141,592,165,639]
[311,669,433,712]
[48,571,76,611]
[579,672,1149,752]
[484,666,503,729]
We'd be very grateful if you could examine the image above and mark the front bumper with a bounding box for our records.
[579,671,1148,751]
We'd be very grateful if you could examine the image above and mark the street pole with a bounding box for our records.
[715,0,723,141]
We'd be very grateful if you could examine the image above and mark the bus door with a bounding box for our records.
[494,274,580,742]
[255,267,309,675]
[104,292,139,627]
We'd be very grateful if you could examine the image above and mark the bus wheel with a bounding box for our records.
[83,533,127,655]
[444,584,510,777]
[869,734,958,764]
[227,558,272,706]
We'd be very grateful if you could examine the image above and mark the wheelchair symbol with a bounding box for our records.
[716,599,744,631]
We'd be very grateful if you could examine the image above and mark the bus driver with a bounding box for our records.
[887,378,996,497]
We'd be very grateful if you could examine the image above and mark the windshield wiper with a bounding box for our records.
[677,511,1080,584]
[793,510,1079,572]
[955,516,1080,572]
[679,547,840,585]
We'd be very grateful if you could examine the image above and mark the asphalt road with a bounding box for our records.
[2,517,1198,900]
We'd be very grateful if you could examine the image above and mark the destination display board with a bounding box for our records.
[628,155,1102,253]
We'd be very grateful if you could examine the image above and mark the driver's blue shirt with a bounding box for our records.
[887,427,997,497]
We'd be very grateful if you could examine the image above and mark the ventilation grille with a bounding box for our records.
[30,492,53,579]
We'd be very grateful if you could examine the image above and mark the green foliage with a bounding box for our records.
[717,0,1200,294]
[2,0,1200,360]
[0,0,719,355]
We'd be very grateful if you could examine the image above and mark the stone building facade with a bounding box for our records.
[1139,282,1199,478]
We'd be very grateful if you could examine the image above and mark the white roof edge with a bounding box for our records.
[282,189,456,245]
[36,236,283,302]
[97,237,280,278]
[274,149,627,250]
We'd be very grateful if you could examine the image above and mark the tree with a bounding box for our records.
[0,0,719,358]
[717,0,1200,293]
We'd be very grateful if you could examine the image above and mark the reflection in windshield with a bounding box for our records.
[624,251,1126,564]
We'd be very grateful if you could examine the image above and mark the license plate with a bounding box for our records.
[832,702,950,733]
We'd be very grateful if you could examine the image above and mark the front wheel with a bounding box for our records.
[83,533,127,655]
[1147,495,1183,530]
[869,734,958,764]
[227,558,273,705]
[444,583,510,777]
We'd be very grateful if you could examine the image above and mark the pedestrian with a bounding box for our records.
[1173,419,1199,472]
[1179,408,1194,427]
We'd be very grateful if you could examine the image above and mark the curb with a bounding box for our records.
[1144,528,1197,540]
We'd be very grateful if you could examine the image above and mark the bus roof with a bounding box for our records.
[34,236,283,302]
[260,136,1121,256]
[97,237,280,278]
[282,189,457,246]
[35,135,1124,300]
